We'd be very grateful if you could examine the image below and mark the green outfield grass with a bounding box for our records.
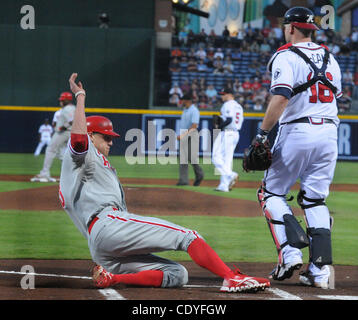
[1,153,358,183]
[0,153,357,265]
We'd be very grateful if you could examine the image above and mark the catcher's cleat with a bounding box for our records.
[229,172,238,190]
[220,269,270,293]
[270,259,303,281]
[299,265,335,289]
[92,265,114,288]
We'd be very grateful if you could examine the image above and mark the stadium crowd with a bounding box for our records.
[169,24,358,112]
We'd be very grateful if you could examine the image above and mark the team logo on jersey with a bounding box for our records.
[274,68,281,81]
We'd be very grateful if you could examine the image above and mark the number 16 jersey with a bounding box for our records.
[268,41,342,126]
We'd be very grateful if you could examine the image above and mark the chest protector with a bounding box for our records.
[288,46,338,97]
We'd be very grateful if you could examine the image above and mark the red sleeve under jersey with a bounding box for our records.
[70,133,88,153]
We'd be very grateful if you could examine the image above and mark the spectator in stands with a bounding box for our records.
[213,48,224,60]
[207,46,215,59]
[225,79,233,90]
[268,28,279,48]
[213,61,225,74]
[180,79,191,95]
[223,57,234,74]
[250,41,260,53]
[261,25,271,39]
[316,29,328,44]
[328,41,341,55]
[351,27,358,50]
[337,87,352,113]
[191,79,199,91]
[187,58,198,72]
[197,59,208,73]
[171,47,182,58]
[180,50,188,63]
[343,69,354,86]
[231,48,242,61]
[208,29,217,44]
[272,25,283,42]
[205,84,218,103]
[198,28,208,44]
[178,28,189,46]
[195,47,207,61]
[233,79,244,97]
[206,55,215,71]
[261,72,271,88]
[188,48,196,59]
[222,25,230,40]
[242,78,253,97]
[245,28,256,44]
[237,28,245,46]
[169,82,183,107]
[253,87,269,107]
[199,78,206,91]
[251,77,262,92]
[253,98,264,111]
[260,38,271,53]
[169,57,182,73]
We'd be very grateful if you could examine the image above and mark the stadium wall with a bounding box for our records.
[0,25,155,108]
[1,108,357,160]
[0,0,155,29]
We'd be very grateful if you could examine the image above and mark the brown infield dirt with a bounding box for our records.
[0,174,357,301]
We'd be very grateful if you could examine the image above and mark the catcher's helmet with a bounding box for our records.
[59,91,73,101]
[86,115,120,137]
[283,7,319,30]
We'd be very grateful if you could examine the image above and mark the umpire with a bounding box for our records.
[176,93,204,186]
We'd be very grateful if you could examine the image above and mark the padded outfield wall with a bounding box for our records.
[0,107,357,160]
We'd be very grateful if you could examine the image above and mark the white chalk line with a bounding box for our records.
[2,270,358,300]
[98,288,126,300]
[268,288,302,300]
[317,295,358,300]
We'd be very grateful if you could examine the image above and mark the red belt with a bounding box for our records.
[88,217,99,235]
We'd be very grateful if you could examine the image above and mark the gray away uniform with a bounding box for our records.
[40,104,76,177]
[59,135,201,287]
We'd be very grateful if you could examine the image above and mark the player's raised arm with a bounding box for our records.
[69,73,87,135]
[68,73,88,153]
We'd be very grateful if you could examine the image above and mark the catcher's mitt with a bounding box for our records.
[212,115,223,129]
[243,136,272,172]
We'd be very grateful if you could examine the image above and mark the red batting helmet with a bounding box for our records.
[86,115,120,137]
[59,91,73,101]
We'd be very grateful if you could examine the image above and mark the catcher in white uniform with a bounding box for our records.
[212,88,244,192]
[34,118,53,156]
[253,7,342,289]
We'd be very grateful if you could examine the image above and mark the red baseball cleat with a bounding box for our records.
[220,269,270,293]
[92,265,114,288]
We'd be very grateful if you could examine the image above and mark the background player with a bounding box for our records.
[34,118,53,157]
[176,93,204,186]
[31,92,75,182]
[254,7,341,289]
[60,72,270,293]
[212,88,244,192]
